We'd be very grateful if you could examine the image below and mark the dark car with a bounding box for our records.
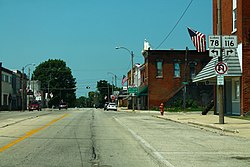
[59,102,68,110]
[29,101,42,111]
[95,103,104,109]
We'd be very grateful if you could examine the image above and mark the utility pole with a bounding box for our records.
[183,47,188,113]
[115,46,135,111]
[217,0,224,124]
[22,67,25,112]
[131,51,135,111]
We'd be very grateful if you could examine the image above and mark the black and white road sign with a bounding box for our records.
[222,36,237,48]
[217,75,224,85]
[224,49,236,57]
[208,35,221,48]
[209,48,221,57]
[215,62,228,74]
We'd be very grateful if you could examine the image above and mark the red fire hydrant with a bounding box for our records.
[159,103,164,116]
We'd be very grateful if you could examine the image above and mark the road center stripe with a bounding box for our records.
[0,114,68,152]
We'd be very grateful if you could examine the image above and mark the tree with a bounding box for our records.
[75,91,96,108]
[33,59,76,107]
[96,80,121,105]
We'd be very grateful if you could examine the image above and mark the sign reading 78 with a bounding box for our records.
[208,35,221,48]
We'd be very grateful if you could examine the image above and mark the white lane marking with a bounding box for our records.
[114,117,175,167]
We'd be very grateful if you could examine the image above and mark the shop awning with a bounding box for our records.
[138,86,148,96]
[193,53,242,83]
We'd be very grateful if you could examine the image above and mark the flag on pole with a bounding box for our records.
[121,75,128,86]
[187,27,206,52]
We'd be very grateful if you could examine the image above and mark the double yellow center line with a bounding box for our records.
[0,113,68,152]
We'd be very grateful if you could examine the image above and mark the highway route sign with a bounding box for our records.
[222,36,237,48]
[208,35,221,48]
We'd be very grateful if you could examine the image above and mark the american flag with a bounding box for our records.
[121,75,128,86]
[187,27,206,52]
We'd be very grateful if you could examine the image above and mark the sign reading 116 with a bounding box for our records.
[222,36,237,48]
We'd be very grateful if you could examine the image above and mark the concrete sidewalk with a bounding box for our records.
[119,108,250,139]
[153,112,250,139]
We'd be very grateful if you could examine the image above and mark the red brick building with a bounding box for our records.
[215,0,250,115]
[194,0,249,115]
[139,49,211,110]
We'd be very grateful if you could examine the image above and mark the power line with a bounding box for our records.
[156,0,194,49]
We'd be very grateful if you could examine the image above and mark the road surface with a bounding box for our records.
[0,108,250,167]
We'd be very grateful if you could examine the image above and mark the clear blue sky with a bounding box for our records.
[0,0,212,97]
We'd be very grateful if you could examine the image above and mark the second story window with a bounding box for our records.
[189,62,196,80]
[232,0,237,32]
[174,63,180,78]
[156,60,163,77]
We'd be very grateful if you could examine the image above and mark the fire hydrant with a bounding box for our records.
[159,103,164,116]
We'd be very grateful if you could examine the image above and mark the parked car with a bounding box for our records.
[95,103,104,109]
[59,102,68,110]
[29,101,42,111]
[103,102,109,110]
[106,103,117,111]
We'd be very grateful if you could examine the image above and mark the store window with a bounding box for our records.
[234,81,240,100]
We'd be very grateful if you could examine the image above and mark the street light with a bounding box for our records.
[22,63,35,112]
[115,46,134,86]
[115,46,135,111]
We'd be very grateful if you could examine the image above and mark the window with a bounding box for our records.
[5,75,9,82]
[156,61,163,77]
[232,0,237,32]
[234,81,240,100]
[190,63,196,80]
[3,94,8,105]
[174,63,180,77]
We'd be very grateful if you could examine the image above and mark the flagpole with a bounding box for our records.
[183,47,188,112]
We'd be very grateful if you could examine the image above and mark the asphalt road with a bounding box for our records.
[0,108,250,167]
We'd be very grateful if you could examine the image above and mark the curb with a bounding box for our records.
[187,121,239,133]
[152,115,239,134]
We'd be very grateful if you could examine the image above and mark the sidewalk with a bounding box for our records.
[153,112,250,139]
[119,108,250,139]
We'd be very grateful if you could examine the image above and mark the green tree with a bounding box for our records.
[75,91,95,108]
[33,59,76,107]
[96,80,121,105]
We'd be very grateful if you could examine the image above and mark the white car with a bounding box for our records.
[106,103,117,111]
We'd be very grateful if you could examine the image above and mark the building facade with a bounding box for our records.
[1,67,13,110]
[194,0,249,115]
[0,64,40,111]
[139,49,212,110]
[214,0,249,115]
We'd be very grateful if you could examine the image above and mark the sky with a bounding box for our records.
[0,0,212,97]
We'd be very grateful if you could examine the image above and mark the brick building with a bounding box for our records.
[195,0,249,115]
[139,49,212,110]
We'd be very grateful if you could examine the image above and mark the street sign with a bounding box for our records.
[209,48,221,57]
[224,48,236,57]
[182,81,188,85]
[222,35,237,48]
[208,35,221,48]
[215,62,228,74]
[128,87,138,94]
[217,75,224,85]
